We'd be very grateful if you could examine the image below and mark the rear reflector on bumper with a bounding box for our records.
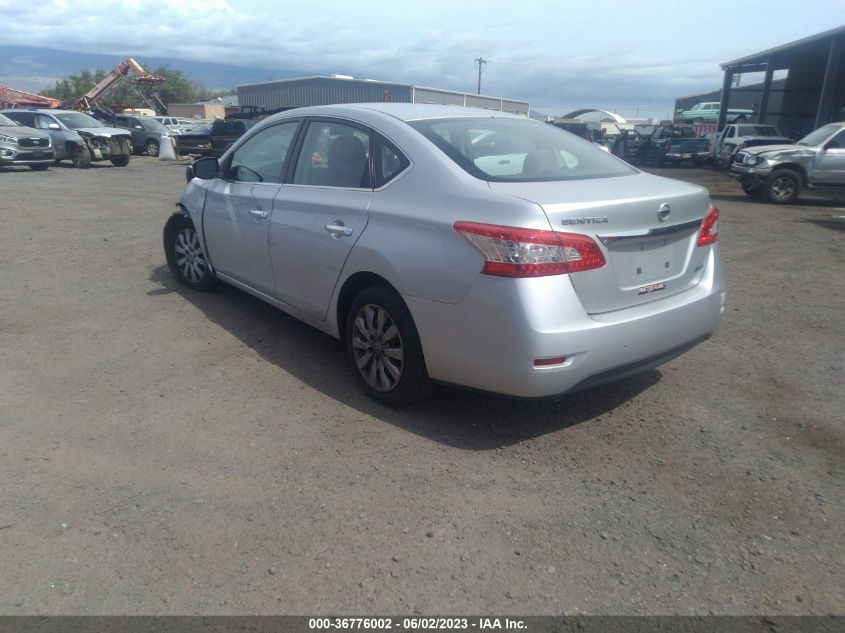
[534,356,567,367]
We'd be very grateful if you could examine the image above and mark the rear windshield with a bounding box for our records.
[737,125,781,136]
[408,117,635,182]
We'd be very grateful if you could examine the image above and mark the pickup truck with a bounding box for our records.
[714,123,793,168]
[636,124,711,166]
[174,118,256,157]
[730,121,845,203]
[676,102,754,124]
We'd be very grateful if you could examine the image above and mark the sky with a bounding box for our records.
[1,0,842,119]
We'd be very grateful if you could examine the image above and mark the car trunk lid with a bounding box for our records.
[489,173,713,314]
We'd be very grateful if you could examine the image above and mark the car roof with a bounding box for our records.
[265,102,527,124]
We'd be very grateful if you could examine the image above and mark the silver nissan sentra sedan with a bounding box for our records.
[164,103,725,406]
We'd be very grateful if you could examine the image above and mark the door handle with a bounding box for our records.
[325,224,354,237]
[249,209,268,220]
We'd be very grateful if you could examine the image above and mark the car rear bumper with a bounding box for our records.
[406,248,725,398]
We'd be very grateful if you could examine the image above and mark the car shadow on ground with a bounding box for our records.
[801,216,845,232]
[147,265,661,450]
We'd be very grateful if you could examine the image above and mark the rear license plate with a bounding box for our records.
[682,153,692,159]
[638,282,666,295]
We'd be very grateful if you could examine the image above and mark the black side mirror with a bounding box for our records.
[188,156,219,182]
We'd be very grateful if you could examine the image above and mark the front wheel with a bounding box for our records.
[146,140,160,157]
[72,146,91,169]
[764,169,801,204]
[346,285,431,407]
[164,216,218,291]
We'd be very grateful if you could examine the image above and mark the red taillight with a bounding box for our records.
[706,141,711,151]
[453,221,606,277]
[534,356,566,367]
[663,142,671,151]
[697,207,719,246]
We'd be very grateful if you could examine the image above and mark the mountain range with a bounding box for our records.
[0,45,303,94]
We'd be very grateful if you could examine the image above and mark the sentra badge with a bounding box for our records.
[561,216,609,225]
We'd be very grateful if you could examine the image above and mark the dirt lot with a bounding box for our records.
[0,157,842,615]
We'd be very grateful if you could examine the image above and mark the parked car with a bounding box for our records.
[153,116,202,135]
[1,108,131,168]
[0,112,54,169]
[730,121,845,203]
[713,123,793,168]
[163,103,725,405]
[635,124,711,166]
[174,118,255,158]
[112,115,172,156]
[676,102,754,124]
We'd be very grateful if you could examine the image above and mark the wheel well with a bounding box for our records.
[335,272,397,344]
[162,208,191,268]
[770,163,807,184]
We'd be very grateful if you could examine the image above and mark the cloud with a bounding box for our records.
[0,0,835,117]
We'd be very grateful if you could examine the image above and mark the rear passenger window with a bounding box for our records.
[374,135,409,188]
[293,121,371,188]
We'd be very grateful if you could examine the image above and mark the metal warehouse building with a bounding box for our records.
[717,26,845,137]
[237,75,530,115]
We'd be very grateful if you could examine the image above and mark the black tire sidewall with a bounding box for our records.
[345,285,431,407]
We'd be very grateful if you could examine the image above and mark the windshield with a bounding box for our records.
[797,124,840,146]
[409,117,636,182]
[0,114,17,126]
[663,126,696,138]
[56,113,104,129]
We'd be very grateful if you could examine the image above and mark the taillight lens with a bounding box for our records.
[453,221,606,277]
[697,207,719,246]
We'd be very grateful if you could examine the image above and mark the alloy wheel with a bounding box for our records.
[351,304,404,392]
[770,175,795,201]
[174,227,208,283]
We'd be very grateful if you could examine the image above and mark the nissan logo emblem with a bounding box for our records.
[657,203,671,222]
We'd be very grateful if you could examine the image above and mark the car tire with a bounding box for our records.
[735,115,747,123]
[763,169,801,204]
[111,155,130,167]
[146,140,160,157]
[346,285,432,407]
[164,215,218,291]
[29,164,49,171]
[71,146,91,169]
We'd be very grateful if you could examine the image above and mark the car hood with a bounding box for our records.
[743,144,813,156]
[0,125,51,139]
[75,127,131,138]
[735,136,793,143]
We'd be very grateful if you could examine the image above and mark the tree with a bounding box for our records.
[40,63,223,111]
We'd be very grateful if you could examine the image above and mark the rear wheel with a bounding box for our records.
[111,155,130,167]
[764,169,801,204]
[146,140,160,157]
[346,285,431,407]
[71,146,91,169]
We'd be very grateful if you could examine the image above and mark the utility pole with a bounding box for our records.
[475,57,487,94]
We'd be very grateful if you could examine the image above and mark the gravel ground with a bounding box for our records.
[0,157,842,615]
